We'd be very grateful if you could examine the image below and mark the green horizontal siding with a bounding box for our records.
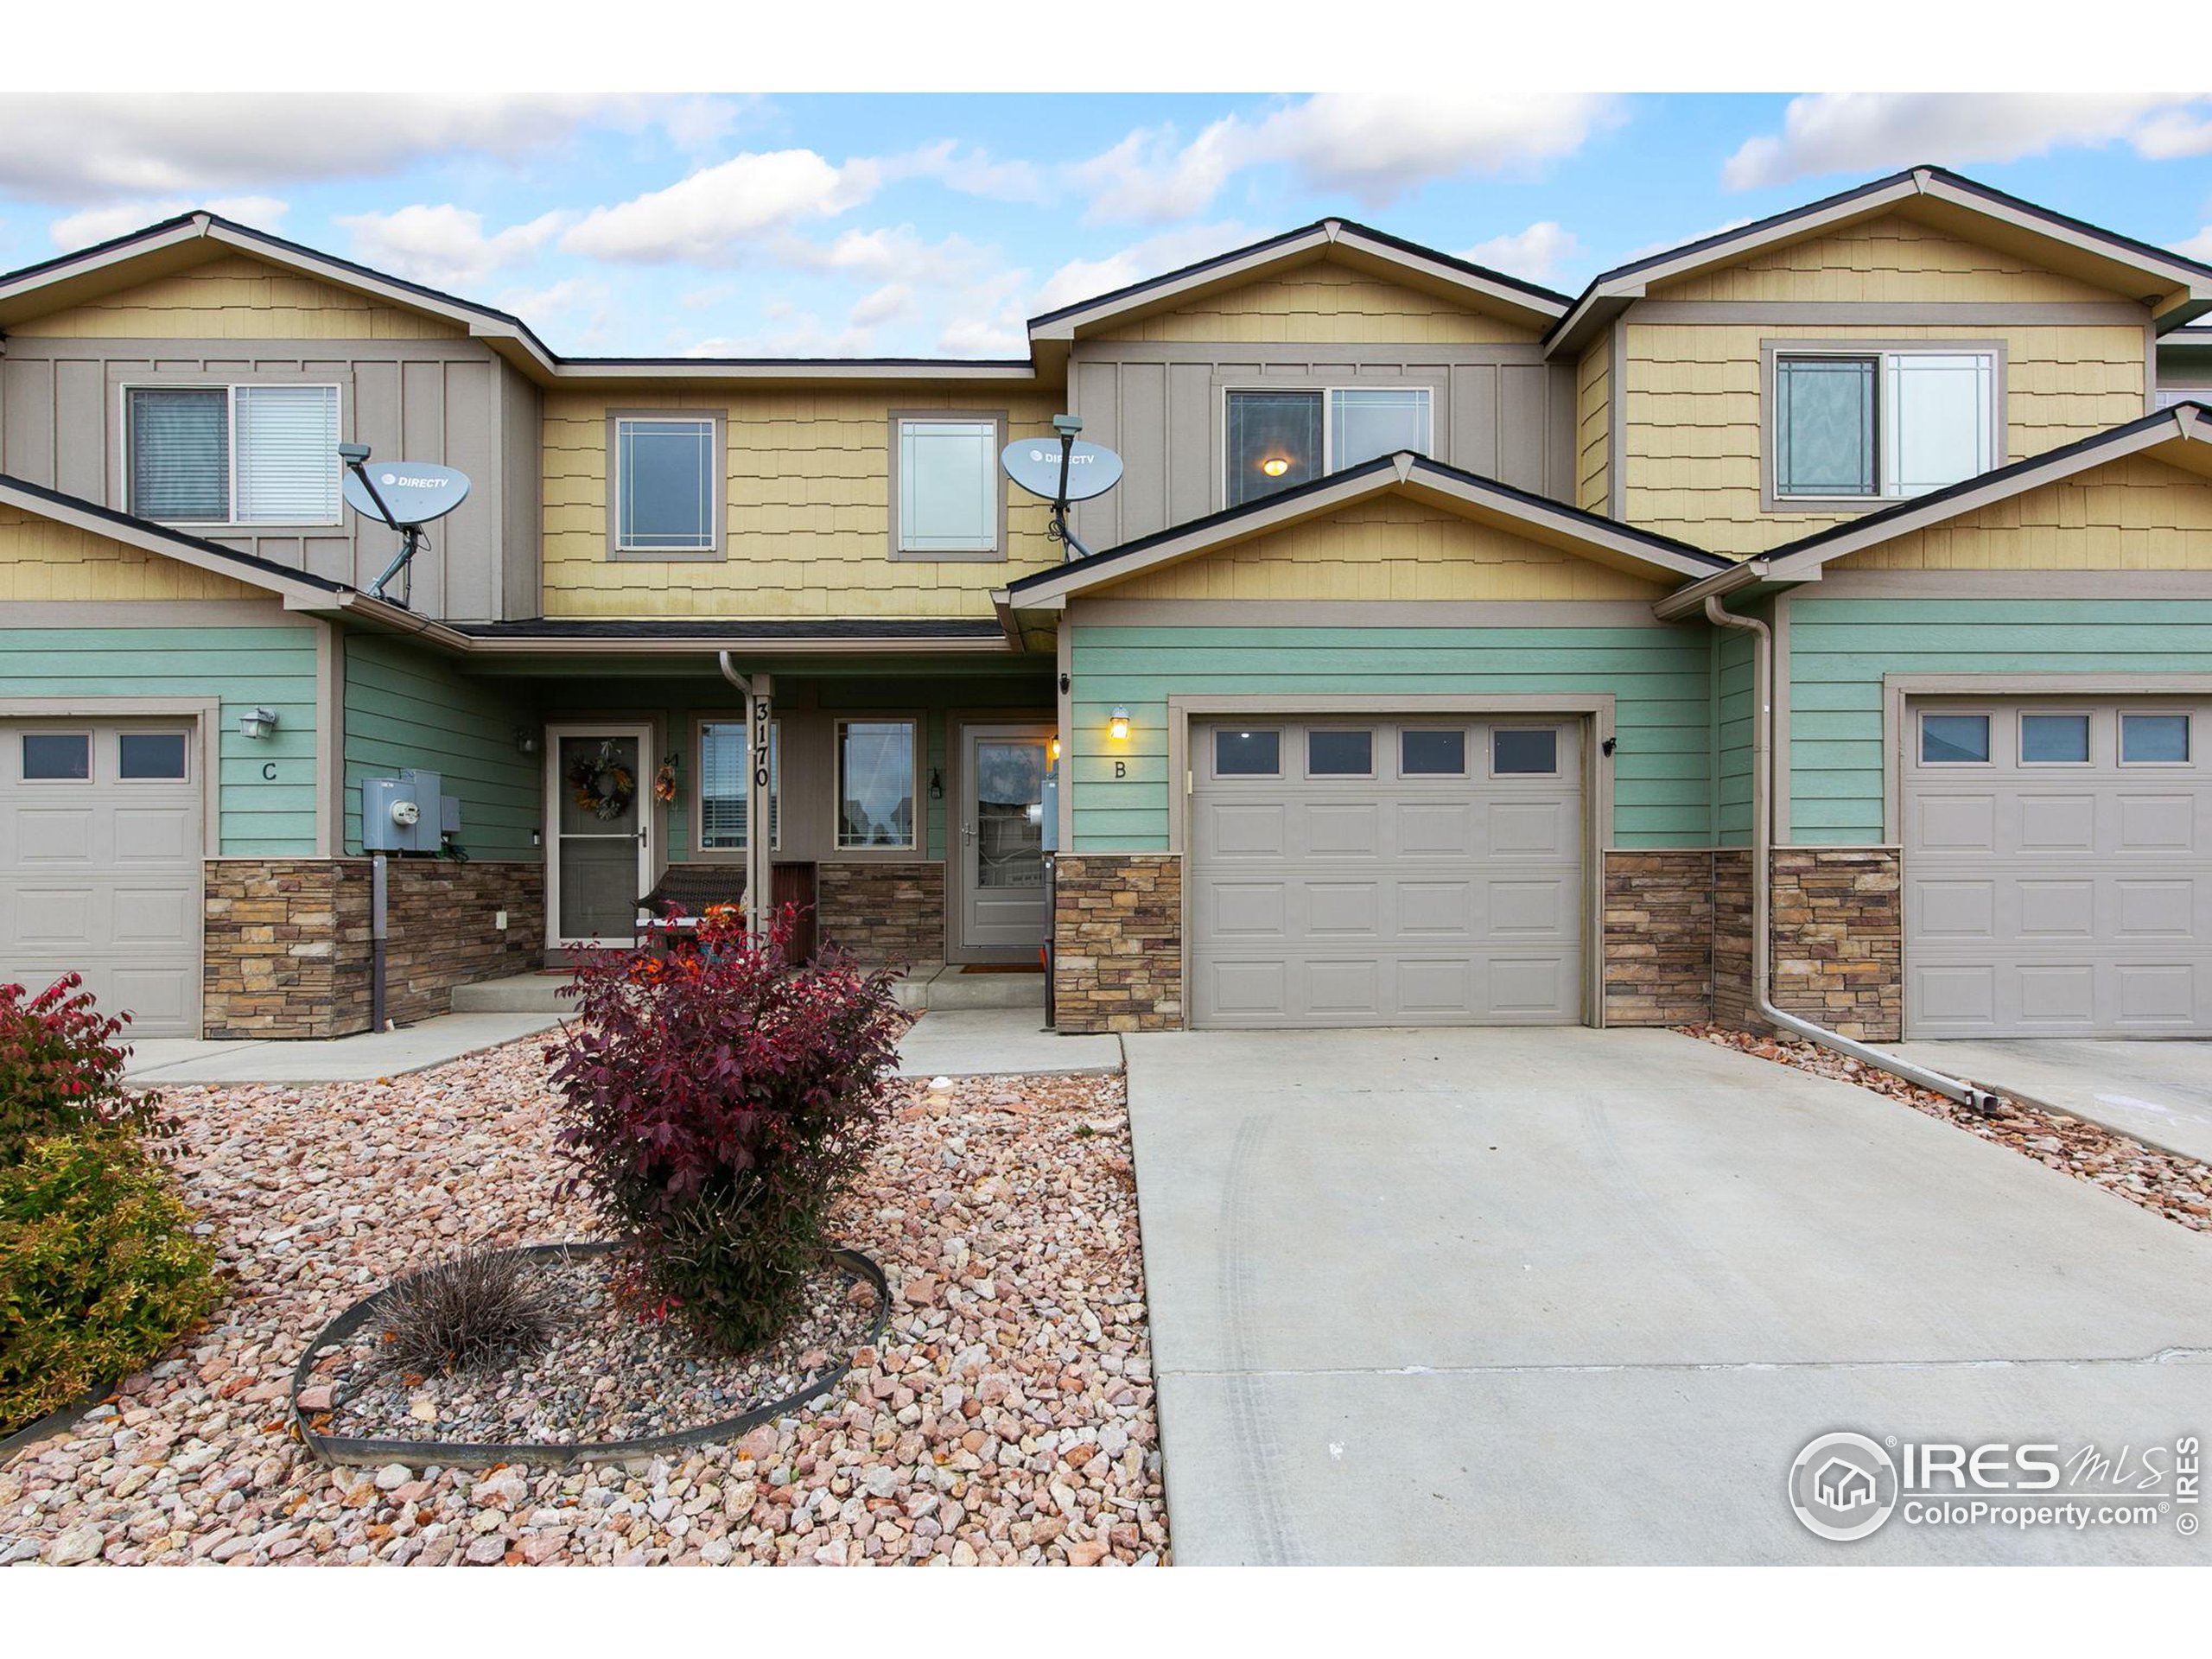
[1715,630,1755,847]
[1788,596,2212,843]
[0,625,319,856]
[1068,624,1715,850]
[344,636,541,862]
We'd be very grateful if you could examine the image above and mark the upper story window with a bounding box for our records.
[614,416,719,556]
[1772,348,1997,503]
[893,416,1001,558]
[128,385,340,525]
[1226,386,1433,507]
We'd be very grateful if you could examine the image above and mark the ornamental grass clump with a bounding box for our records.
[381,1249,557,1376]
[546,906,904,1352]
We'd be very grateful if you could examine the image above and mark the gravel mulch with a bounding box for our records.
[314,1253,879,1450]
[1680,1023,2212,1234]
[0,1044,1166,1567]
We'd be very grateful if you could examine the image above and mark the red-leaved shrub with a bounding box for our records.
[0,975,177,1166]
[545,905,905,1350]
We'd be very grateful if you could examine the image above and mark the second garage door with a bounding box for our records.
[1904,697,2211,1037]
[1190,715,1586,1027]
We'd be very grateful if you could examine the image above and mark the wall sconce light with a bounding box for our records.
[1260,456,1291,479]
[239,707,279,741]
[514,728,539,755]
[1108,706,1130,741]
[1047,735,1061,763]
[928,768,944,801]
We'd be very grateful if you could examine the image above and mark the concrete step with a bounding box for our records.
[453,974,574,1014]
[451,964,1046,1014]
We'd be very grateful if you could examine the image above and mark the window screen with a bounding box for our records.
[697,721,778,849]
[837,721,916,849]
[130,389,231,521]
[232,385,340,523]
[618,418,716,552]
[898,420,997,553]
[1227,391,1322,505]
[1885,354,1993,498]
[1330,389,1430,470]
[1775,356,1876,497]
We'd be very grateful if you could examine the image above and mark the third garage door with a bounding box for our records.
[1904,697,2211,1037]
[1190,715,1586,1027]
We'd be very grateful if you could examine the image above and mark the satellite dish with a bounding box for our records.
[1001,438,1123,502]
[342,461,471,529]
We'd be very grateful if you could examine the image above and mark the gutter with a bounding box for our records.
[1700,594,1999,1112]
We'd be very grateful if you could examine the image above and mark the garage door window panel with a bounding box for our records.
[1491,728,1560,777]
[1400,728,1466,778]
[22,734,91,781]
[2122,715,2191,766]
[1213,728,1281,778]
[2020,714,2091,766]
[1920,714,1991,766]
[1306,729,1373,778]
[118,733,188,781]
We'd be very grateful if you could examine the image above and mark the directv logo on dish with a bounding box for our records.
[381,472,452,489]
[1027,449,1097,465]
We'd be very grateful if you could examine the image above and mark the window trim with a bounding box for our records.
[118,378,346,529]
[831,714,924,856]
[691,716,780,860]
[605,409,727,562]
[1216,379,1443,511]
[1761,339,2006,513]
[887,410,1008,562]
[2120,710,2195,767]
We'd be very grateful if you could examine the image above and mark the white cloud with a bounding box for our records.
[1456,220,1580,286]
[1721,93,2211,190]
[563,150,883,264]
[1029,221,1258,317]
[893,140,1052,205]
[49,194,288,249]
[850,283,915,327]
[771,225,993,287]
[1076,93,1622,223]
[337,204,569,289]
[686,299,878,358]
[496,276,615,351]
[0,94,616,201]
[2178,227,2212,262]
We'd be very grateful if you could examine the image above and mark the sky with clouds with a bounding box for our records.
[3,92,2210,359]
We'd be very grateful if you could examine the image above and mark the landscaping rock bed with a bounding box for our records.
[299,1245,883,1461]
[0,1044,1166,1566]
[1681,1024,2212,1234]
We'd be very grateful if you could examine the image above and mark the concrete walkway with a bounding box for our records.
[1890,1039,2212,1166]
[894,1008,1120,1079]
[1124,1026,2212,1565]
[123,1014,561,1084]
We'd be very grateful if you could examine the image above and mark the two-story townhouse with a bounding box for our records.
[3,166,2211,1046]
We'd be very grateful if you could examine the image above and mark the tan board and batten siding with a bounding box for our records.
[1098,497,1668,603]
[1623,212,2151,556]
[1829,453,2212,570]
[5,253,465,340]
[0,505,266,601]
[1090,263,1541,345]
[1575,337,1611,515]
[538,390,1067,620]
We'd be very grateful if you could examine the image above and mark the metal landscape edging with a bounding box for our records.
[289,1241,890,1469]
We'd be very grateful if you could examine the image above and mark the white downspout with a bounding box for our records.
[1701,595,1998,1112]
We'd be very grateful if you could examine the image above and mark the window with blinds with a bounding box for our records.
[127,384,341,525]
[697,721,779,851]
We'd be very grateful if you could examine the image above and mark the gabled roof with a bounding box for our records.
[1000,450,1726,610]
[1026,218,1570,355]
[1548,164,2212,357]
[1651,403,2212,618]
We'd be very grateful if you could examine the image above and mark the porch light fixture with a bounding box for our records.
[1047,735,1061,763]
[928,768,944,801]
[514,728,539,755]
[239,707,279,741]
[1260,456,1291,478]
[1109,707,1131,741]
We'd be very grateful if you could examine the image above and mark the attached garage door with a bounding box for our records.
[1190,715,1586,1027]
[1904,698,2211,1037]
[1,721,204,1037]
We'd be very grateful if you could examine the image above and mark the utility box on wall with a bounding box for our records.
[361,769,460,855]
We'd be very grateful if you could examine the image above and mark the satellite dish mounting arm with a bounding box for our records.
[1046,415,1094,563]
[338,443,423,606]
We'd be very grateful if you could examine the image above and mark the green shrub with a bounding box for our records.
[0,1130,218,1437]
[0,974,177,1167]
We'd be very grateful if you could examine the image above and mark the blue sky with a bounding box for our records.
[3,92,2210,359]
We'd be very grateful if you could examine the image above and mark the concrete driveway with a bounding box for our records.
[1889,1039,2212,1166]
[1124,1027,2212,1565]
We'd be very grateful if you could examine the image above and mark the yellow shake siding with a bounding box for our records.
[11,254,462,340]
[1097,497,1668,602]
[1575,337,1611,514]
[1623,321,2148,556]
[540,390,1065,619]
[1094,262,1539,345]
[0,506,264,601]
[1833,454,2212,570]
[1650,213,2118,304]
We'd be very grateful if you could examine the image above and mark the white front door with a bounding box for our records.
[956,722,1052,961]
[546,724,654,947]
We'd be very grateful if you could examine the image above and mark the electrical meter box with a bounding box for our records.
[361,769,459,854]
[1039,762,1059,854]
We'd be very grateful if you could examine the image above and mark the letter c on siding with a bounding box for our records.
[262,762,277,780]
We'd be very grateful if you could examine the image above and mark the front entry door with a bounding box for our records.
[547,724,654,948]
[957,723,1052,960]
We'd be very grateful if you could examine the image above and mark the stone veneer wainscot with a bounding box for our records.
[1052,854,1182,1033]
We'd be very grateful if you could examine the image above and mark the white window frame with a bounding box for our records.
[611,414,722,558]
[889,411,1007,561]
[1766,343,2002,509]
[122,381,344,528]
[1220,385,1436,507]
[2120,710,2195,767]
[832,715,923,855]
[693,716,780,857]
[1917,709,1994,767]
[2017,709,2094,767]
[1489,726,1562,779]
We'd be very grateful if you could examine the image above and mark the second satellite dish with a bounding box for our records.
[342,461,472,528]
[1001,438,1123,502]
